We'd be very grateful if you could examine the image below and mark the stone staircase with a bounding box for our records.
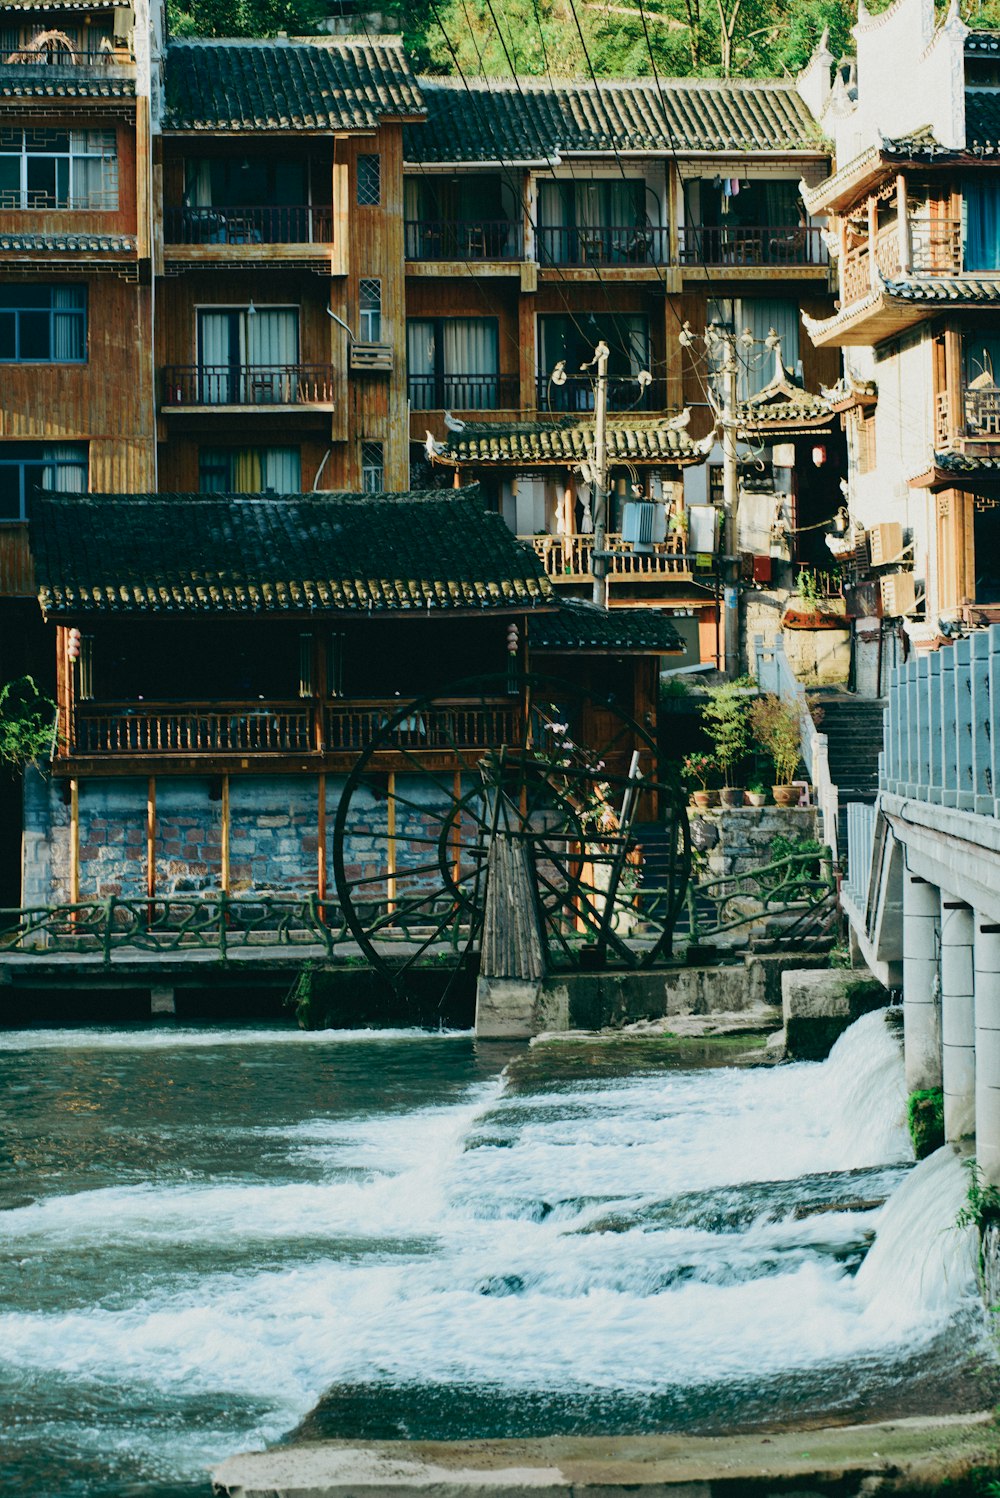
[809,693,886,857]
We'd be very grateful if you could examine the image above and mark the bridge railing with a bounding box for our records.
[754,633,839,861]
[880,622,1000,815]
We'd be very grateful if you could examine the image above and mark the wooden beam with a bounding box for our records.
[146,776,156,902]
[317,772,327,903]
[387,770,396,914]
[220,773,230,894]
[69,777,80,906]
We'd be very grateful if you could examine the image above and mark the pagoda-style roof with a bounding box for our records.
[435,417,710,468]
[802,275,1000,346]
[737,354,834,434]
[910,451,1000,489]
[531,599,683,653]
[32,488,553,617]
[405,75,826,164]
[0,71,134,100]
[164,37,424,133]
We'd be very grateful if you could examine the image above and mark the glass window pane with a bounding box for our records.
[18,312,50,360]
[0,313,16,360]
[0,464,22,520]
[0,156,19,205]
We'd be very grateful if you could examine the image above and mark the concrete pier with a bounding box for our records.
[975,924,1000,1186]
[902,875,941,1092]
[941,901,976,1142]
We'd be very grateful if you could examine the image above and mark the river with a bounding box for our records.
[0,1013,992,1497]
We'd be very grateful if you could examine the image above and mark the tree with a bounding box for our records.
[0,677,56,768]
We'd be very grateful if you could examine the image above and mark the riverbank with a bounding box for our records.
[212,1414,1000,1498]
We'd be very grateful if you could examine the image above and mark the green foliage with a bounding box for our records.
[700,680,751,787]
[167,0,323,38]
[956,1157,1000,1235]
[908,1087,945,1160]
[0,676,55,768]
[749,692,801,785]
[682,750,718,790]
[763,830,825,895]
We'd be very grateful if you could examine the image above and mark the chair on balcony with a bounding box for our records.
[768,227,807,264]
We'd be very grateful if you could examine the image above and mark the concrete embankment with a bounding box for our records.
[213,1415,1000,1498]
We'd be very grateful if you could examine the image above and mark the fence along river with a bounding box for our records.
[0,1012,993,1497]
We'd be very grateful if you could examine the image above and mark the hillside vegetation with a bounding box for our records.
[167,0,1000,81]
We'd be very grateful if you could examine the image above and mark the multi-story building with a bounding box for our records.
[799,0,1000,681]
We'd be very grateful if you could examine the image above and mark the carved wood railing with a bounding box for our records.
[325,699,520,753]
[524,533,694,580]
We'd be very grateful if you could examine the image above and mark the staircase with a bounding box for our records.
[809,693,886,856]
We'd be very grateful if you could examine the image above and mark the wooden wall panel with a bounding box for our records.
[158,436,334,493]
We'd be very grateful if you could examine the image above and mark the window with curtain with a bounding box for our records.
[538,313,650,410]
[0,285,85,361]
[538,179,645,263]
[0,440,86,520]
[0,127,117,209]
[199,447,301,493]
[707,297,798,397]
[965,180,1000,271]
[359,279,382,342]
[196,306,299,403]
[406,317,500,409]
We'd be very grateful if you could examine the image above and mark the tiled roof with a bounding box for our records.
[932,451,1000,473]
[737,359,832,430]
[966,29,1000,52]
[531,599,683,652]
[0,73,134,98]
[0,231,135,252]
[0,0,129,8]
[965,91,1000,149]
[164,38,424,132]
[32,489,552,616]
[882,276,1000,302]
[405,77,825,163]
[439,418,707,466]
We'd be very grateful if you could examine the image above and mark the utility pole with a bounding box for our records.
[721,339,740,678]
[589,340,610,609]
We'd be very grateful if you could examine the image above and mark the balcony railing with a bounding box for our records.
[935,383,1000,447]
[69,699,521,758]
[535,374,665,414]
[162,365,335,408]
[325,699,520,752]
[0,45,133,78]
[72,702,314,757]
[407,373,518,411]
[536,224,670,267]
[678,224,827,267]
[842,217,964,305]
[404,219,523,261]
[163,205,334,246]
[524,533,693,580]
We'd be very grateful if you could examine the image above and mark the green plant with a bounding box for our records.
[956,1158,1000,1236]
[749,692,802,786]
[700,682,751,788]
[908,1088,945,1160]
[747,777,766,795]
[0,676,56,767]
[667,509,688,536]
[795,566,821,608]
[763,832,826,897]
[660,675,691,701]
[681,751,718,792]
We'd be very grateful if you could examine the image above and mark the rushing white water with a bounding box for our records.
[0,1011,991,1498]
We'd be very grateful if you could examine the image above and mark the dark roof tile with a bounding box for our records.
[32,488,552,616]
[440,418,706,466]
[532,599,683,652]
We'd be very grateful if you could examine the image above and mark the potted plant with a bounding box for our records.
[682,751,719,808]
[746,778,767,808]
[702,681,751,808]
[749,693,802,807]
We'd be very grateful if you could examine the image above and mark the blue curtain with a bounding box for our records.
[966,181,1000,271]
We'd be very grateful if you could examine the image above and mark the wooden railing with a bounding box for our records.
[72,702,314,756]
[536,224,670,266]
[935,383,1000,447]
[679,224,826,267]
[524,533,693,580]
[0,46,133,76]
[407,373,518,411]
[325,698,520,752]
[910,217,962,274]
[162,365,335,408]
[163,204,334,246]
[842,244,873,304]
[404,219,523,260]
[842,216,964,305]
[536,374,666,413]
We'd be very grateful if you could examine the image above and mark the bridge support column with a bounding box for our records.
[150,986,176,1016]
[975,923,1000,1186]
[903,875,941,1092]
[941,899,975,1141]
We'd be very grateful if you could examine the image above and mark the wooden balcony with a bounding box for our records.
[407,373,519,412]
[161,364,336,412]
[536,224,670,268]
[0,45,134,82]
[64,697,521,772]
[842,218,963,307]
[404,218,523,262]
[162,205,336,270]
[678,224,827,270]
[935,384,1000,451]
[524,533,695,586]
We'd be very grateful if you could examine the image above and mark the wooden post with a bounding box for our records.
[69,777,80,905]
[317,772,327,903]
[895,173,910,274]
[452,770,462,882]
[838,215,848,302]
[315,633,328,753]
[387,770,396,913]
[867,195,879,291]
[220,773,230,894]
[146,776,156,902]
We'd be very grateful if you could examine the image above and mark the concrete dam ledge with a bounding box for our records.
[212,1415,1000,1498]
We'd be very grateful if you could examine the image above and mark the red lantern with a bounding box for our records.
[67,628,82,661]
[811,444,827,468]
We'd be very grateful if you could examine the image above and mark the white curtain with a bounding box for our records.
[52,286,84,361]
[407,319,437,406]
[43,444,86,493]
[744,298,799,393]
[70,129,116,209]
[247,309,298,403]
[443,319,498,409]
[261,447,300,492]
[185,159,212,207]
[198,311,237,403]
[538,181,569,263]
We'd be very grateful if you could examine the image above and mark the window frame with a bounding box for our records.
[0,126,118,211]
[358,278,382,342]
[0,440,88,522]
[0,284,86,364]
[361,440,384,494]
[197,445,302,494]
[356,153,381,207]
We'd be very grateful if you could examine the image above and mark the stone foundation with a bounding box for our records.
[690,804,821,881]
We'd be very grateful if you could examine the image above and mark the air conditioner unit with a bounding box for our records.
[867,522,903,567]
[879,571,916,617]
[621,500,656,552]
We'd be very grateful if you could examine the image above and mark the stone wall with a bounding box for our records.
[690,804,820,883]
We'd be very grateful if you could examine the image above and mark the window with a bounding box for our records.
[407,317,501,410]
[0,441,87,521]
[359,279,382,342]
[707,298,799,398]
[199,447,301,493]
[964,180,1000,272]
[857,412,877,474]
[0,285,85,362]
[538,313,650,411]
[357,154,380,206]
[537,180,646,264]
[181,157,316,244]
[361,441,384,494]
[0,127,117,210]
[196,306,299,404]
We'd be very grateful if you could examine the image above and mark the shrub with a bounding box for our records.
[701,681,751,788]
[749,693,802,786]
[0,676,55,767]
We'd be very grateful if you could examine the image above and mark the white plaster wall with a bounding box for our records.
[852,0,966,151]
